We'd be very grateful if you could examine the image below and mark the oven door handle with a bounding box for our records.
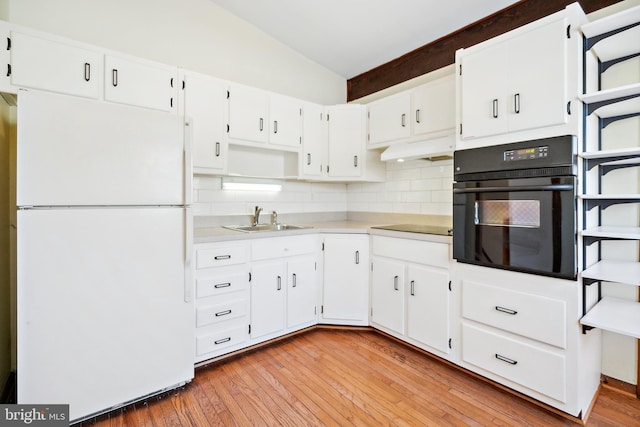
[453,184,573,194]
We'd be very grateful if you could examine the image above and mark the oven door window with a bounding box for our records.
[475,200,540,228]
[453,176,576,279]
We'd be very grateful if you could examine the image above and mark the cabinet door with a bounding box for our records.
[182,71,227,173]
[460,41,509,140]
[371,257,405,334]
[287,256,317,328]
[327,105,365,178]
[10,31,101,99]
[368,92,411,145]
[506,18,568,133]
[104,54,176,113]
[407,265,450,354]
[322,235,369,323]
[412,75,455,137]
[250,261,286,339]
[228,84,268,144]
[269,94,301,149]
[301,103,328,178]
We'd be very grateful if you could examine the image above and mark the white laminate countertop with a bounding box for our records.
[194,220,452,244]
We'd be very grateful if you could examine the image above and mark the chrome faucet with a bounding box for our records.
[271,210,278,225]
[253,206,262,226]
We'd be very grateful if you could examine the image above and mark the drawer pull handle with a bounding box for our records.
[214,255,231,260]
[214,282,231,289]
[277,275,282,291]
[215,309,232,317]
[410,280,415,296]
[495,354,518,365]
[292,273,297,287]
[214,337,231,345]
[495,306,517,315]
[393,275,399,291]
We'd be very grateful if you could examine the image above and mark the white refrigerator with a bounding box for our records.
[14,90,194,422]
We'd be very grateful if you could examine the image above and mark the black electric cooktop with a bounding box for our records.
[371,224,453,236]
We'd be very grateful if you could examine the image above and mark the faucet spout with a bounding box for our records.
[253,206,262,226]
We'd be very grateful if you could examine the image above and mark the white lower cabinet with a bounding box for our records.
[250,236,319,342]
[194,241,250,363]
[371,258,405,334]
[456,263,600,418]
[321,234,370,325]
[194,235,319,362]
[370,235,452,356]
[462,323,567,403]
[406,265,450,354]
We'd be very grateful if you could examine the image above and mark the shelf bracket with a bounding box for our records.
[586,93,640,116]
[581,278,602,335]
[584,197,640,211]
[585,21,640,51]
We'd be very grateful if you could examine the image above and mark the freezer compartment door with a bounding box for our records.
[16,89,184,207]
[16,208,193,422]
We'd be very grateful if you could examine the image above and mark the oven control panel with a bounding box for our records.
[504,146,549,162]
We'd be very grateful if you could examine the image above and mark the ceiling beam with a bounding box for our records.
[347,0,622,101]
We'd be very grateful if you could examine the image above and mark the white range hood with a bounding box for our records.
[380,134,455,162]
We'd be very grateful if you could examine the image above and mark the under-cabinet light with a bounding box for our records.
[221,177,282,192]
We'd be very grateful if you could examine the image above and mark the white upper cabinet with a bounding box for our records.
[300,102,328,179]
[228,83,268,144]
[412,74,456,137]
[367,74,455,149]
[269,94,302,149]
[368,91,412,145]
[10,31,101,99]
[228,84,301,151]
[457,4,585,146]
[104,54,178,113]
[327,104,385,181]
[181,70,228,174]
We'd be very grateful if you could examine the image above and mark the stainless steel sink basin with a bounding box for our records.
[223,224,311,233]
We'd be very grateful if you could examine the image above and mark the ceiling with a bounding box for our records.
[208,0,520,79]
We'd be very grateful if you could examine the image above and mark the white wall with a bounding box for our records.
[1,0,345,105]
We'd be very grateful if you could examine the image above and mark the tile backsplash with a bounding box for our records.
[193,158,453,218]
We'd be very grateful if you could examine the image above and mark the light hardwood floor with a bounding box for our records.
[81,329,640,426]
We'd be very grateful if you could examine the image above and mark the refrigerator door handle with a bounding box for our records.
[184,207,193,303]
[183,117,193,206]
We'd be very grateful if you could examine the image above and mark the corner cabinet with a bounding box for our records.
[321,234,370,326]
[578,5,640,341]
[180,70,228,175]
[370,235,452,357]
[327,104,385,181]
[455,4,586,148]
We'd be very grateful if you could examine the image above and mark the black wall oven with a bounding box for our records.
[453,136,577,280]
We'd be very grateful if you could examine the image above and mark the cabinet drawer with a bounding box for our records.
[462,280,566,348]
[196,322,248,356]
[371,236,449,267]
[252,235,317,261]
[196,298,247,328]
[196,242,248,269]
[196,268,249,299]
[462,323,566,403]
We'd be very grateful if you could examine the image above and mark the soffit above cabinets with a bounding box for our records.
[207,0,519,79]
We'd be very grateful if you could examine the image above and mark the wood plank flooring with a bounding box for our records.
[81,329,640,426]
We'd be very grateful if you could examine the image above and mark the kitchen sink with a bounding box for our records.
[223,224,311,233]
